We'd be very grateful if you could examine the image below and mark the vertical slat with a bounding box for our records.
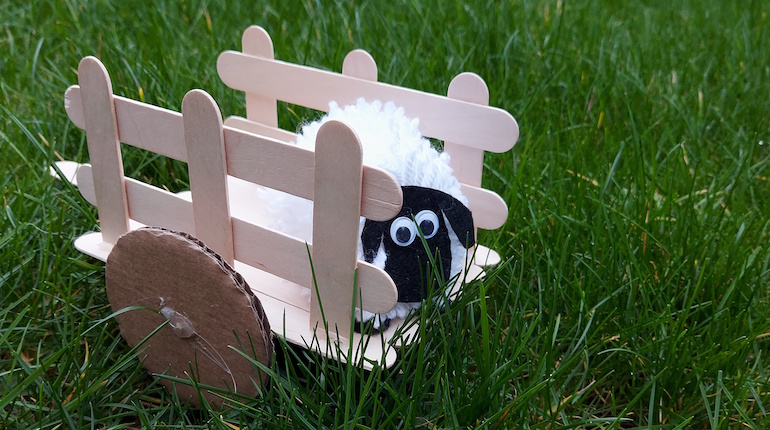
[444,72,489,188]
[78,56,130,244]
[182,90,235,265]
[342,49,378,82]
[242,26,277,127]
[310,120,364,338]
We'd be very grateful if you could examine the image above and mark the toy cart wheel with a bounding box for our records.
[105,227,273,408]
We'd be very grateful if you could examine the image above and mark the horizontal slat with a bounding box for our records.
[76,164,195,233]
[224,127,314,198]
[65,86,188,162]
[460,183,510,230]
[224,116,296,142]
[74,163,397,314]
[217,51,518,153]
[50,160,80,186]
[225,126,403,221]
[232,218,397,314]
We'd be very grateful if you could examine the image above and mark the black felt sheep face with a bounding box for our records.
[361,186,475,303]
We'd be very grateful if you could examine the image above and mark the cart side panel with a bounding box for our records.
[65,86,402,222]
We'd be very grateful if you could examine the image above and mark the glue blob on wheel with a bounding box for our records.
[105,227,273,408]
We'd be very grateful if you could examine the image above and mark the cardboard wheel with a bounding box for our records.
[105,227,273,408]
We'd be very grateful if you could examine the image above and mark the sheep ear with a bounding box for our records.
[439,194,475,249]
[361,219,385,263]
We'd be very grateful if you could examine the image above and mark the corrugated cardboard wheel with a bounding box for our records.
[105,227,273,408]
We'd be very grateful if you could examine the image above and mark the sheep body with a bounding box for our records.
[258,99,471,329]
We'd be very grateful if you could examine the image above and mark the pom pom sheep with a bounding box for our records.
[260,99,475,330]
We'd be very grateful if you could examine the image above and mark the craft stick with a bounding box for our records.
[73,164,99,206]
[65,86,188,162]
[445,72,488,188]
[66,89,402,221]
[232,218,397,314]
[50,160,80,185]
[74,164,398,314]
[76,164,195,233]
[342,49,378,81]
[63,86,84,127]
[77,57,129,244]
[473,244,502,267]
[445,73,510,231]
[217,51,518,153]
[224,126,402,221]
[224,116,296,142]
[242,25,278,127]
[183,90,235,265]
[310,120,364,337]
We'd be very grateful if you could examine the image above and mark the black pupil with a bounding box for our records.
[396,226,411,243]
[419,220,435,236]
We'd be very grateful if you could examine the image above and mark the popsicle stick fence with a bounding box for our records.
[55,25,518,400]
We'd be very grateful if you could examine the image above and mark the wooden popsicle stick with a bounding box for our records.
[460,184,509,230]
[183,90,235,265]
[78,57,129,244]
[76,164,195,233]
[445,72,489,187]
[233,218,397,314]
[342,49,378,81]
[310,120,364,337]
[217,51,518,153]
[63,86,83,127]
[242,25,278,127]
[50,160,80,185]
[224,116,296,142]
[225,126,402,221]
[66,86,188,162]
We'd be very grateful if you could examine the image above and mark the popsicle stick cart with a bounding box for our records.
[54,26,518,406]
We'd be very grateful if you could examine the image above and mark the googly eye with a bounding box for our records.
[390,217,416,247]
[415,210,440,239]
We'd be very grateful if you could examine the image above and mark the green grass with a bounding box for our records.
[2,0,770,427]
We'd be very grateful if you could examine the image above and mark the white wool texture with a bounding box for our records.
[258,99,470,323]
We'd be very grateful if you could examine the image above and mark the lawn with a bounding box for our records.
[2,0,770,428]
